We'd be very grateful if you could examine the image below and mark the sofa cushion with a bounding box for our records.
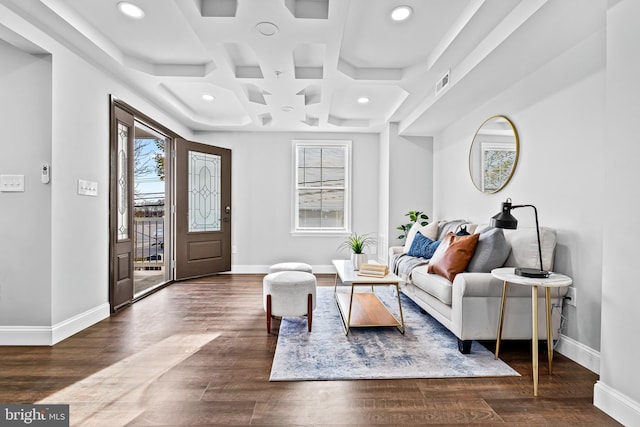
[403,221,439,253]
[503,227,557,271]
[411,265,453,305]
[428,232,480,281]
[467,227,511,272]
[407,232,441,259]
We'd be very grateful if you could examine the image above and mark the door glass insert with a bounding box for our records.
[117,122,129,240]
[188,151,221,232]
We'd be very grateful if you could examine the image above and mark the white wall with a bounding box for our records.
[433,20,606,362]
[0,40,52,328]
[594,1,640,424]
[0,7,194,344]
[195,130,380,272]
[386,123,433,250]
[377,125,391,262]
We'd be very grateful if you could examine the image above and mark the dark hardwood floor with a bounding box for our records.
[0,274,620,426]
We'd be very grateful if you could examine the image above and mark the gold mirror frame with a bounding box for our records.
[468,115,519,193]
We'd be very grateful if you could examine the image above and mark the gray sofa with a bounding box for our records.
[389,220,567,353]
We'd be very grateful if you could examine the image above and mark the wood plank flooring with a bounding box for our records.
[0,274,620,426]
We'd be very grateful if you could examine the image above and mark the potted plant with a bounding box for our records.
[396,210,429,242]
[339,232,376,270]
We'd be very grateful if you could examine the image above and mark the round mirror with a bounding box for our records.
[469,115,519,193]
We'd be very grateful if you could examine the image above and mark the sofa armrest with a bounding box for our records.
[389,246,404,257]
[388,246,405,268]
[453,273,505,298]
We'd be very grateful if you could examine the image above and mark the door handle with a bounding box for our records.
[225,206,231,214]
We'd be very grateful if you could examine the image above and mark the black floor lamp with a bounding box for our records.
[490,198,550,278]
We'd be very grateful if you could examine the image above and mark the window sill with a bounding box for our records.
[291,230,351,237]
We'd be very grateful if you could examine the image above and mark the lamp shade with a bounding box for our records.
[490,201,518,229]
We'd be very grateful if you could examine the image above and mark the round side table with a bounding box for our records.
[491,267,572,396]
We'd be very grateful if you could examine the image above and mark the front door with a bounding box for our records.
[175,139,231,280]
[110,106,135,311]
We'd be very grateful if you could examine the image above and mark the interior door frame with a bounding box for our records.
[109,96,180,311]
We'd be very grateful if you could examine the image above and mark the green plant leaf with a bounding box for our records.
[396,210,430,242]
[338,232,376,254]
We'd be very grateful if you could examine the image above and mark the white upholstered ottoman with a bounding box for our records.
[268,262,313,274]
[263,271,317,333]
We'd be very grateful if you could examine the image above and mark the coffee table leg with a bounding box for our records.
[395,284,405,334]
[532,285,539,397]
[344,284,355,335]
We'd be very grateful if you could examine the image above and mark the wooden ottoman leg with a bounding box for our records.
[266,294,272,334]
[307,293,313,332]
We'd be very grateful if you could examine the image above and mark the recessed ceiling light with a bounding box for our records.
[391,5,413,21]
[255,22,279,37]
[202,94,215,101]
[357,96,370,104]
[117,2,145,19]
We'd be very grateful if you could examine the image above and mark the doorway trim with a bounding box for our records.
[109,96,180,311]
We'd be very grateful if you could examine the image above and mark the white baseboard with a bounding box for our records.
[594,381,640,427]
[52,303,110,345]
[555,333,601,374]
[0,326,53,346]
[230,264,336,274]
[0,303,110,346]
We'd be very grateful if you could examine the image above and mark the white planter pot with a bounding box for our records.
[351,253,368,270]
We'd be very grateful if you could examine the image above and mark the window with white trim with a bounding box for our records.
[293,140,351,234]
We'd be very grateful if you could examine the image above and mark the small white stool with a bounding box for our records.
[268,262,313,274]
[263,271,317,333]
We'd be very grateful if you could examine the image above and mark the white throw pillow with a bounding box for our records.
[503,227,557,271]
[403,221,439,253]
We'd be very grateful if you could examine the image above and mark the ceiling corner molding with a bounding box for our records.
[200,0,238,17]
[297,86,322,105]
[159,83,198,117]
[337,58,402,81]
[426,0,485,71]
[0,21,49,54]
[284,0,329,19]
[294,66,323,79]
[328,115,369,127]
[41,0,124,63]
[235,66,263,79]
[259,113,273,126]
[245,84,269,105]
[154,62,215,78]
[301,115,319,127]
[122,56,215,77]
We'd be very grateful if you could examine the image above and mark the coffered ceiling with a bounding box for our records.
[0,0,605,135]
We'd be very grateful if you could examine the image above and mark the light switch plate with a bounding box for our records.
[78,179,98,197]
[0,175,25,192]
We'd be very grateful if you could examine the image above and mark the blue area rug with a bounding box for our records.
[270,286,520,381]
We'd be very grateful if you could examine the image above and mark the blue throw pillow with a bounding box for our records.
[407,232,441,259]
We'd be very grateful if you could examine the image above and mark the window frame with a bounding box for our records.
[292,140,352,236]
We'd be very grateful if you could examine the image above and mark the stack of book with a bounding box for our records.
[357,263,389,277]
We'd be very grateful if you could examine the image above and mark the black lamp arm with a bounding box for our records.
[510,204,544,272]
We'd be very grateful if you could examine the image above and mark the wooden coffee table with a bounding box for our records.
[332,259,405,335]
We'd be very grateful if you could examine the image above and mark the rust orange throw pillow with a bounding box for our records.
[427,232,480,281]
